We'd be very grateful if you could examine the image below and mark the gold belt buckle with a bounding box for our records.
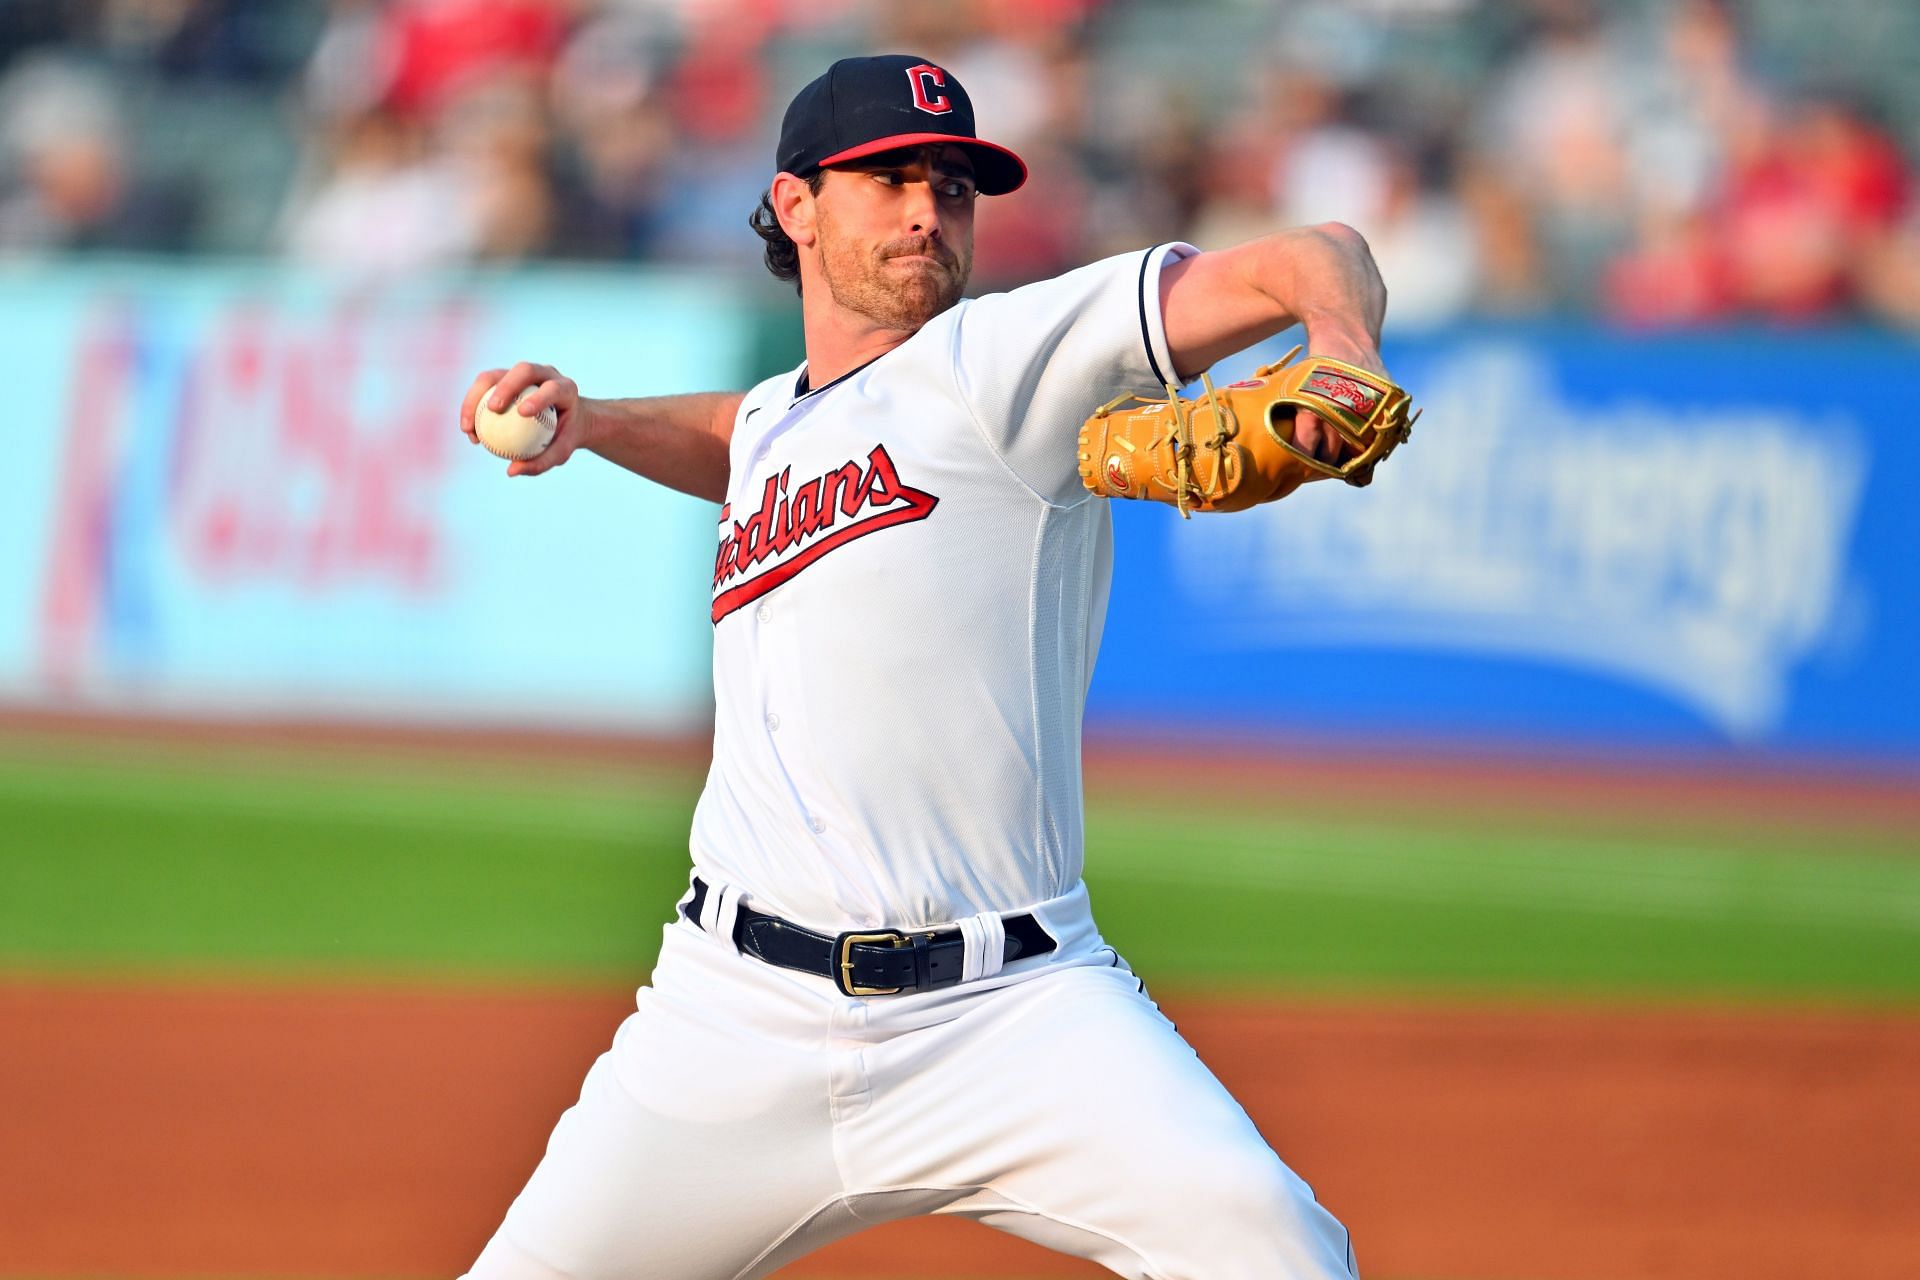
[837,930,908,996]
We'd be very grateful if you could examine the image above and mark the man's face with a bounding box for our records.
[811,145,977,331]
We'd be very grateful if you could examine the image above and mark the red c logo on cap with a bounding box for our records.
[906,64,953,115]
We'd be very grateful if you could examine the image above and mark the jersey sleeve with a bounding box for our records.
[948,241,1199,506]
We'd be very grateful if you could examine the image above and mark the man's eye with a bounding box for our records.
[940,181,976,199]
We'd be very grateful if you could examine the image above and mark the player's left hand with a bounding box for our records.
[1295,320,1388,467]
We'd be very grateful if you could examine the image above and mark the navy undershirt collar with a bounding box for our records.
[792,353,885,404]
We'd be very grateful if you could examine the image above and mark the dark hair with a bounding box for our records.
[749,172,826,294]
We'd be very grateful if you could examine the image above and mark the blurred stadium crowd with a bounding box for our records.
[3,0,1919,329]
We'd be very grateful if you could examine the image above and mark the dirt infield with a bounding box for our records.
[4,980,1915,1280]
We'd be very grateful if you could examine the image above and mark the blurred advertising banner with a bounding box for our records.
[0,262,744,730]
[1092,328,1918,762]
[7,263,1915,762]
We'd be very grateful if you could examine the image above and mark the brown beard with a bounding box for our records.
[815,208,971,332]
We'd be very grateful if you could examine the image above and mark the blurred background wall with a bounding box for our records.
[2,0,1917,764]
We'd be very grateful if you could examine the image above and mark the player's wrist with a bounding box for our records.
[573,396,608,454]
[1298,314,1384,374]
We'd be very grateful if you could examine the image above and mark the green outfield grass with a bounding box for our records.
[1,735,1916,1001]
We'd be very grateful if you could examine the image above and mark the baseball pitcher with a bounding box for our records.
[456,54,1412,1280]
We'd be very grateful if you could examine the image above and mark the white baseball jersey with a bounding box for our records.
[466,239,1362,1280]
[689,241,1199,931]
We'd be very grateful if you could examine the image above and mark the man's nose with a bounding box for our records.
[903,182,940,236]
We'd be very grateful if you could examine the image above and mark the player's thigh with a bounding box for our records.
[881,962,1357,1280]
[462,996,844,1280]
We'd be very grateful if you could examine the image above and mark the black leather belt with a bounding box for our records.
[681,877,1056,996]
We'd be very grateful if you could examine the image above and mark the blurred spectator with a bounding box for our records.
[546,8,673,258]
[664,19,766,147]
[1456,153,1546,315]
[0,2,78,61]
[96,0,312,84]
[1610,87,1914,327]
[305,0,401,123]
[0,52,190,253]
[967,33,1096,290]
[280,108,481,272]
[1,0,1915,332]
[1858,206,1920,330]
[1105,91,1213,257]
[1604,205,1734,328]
[1357,142,1481,331]
[1191,69,1338,262]
[1473,0,1634,309]
[1616,0,1759,221]
[1268,81,1393,233]
[940,11,1057,150]
[647,138,770,267]
[1599,0,1761,326]
[437,77,559,260]
[970,137,1090,292]
[1719,93,1910,322]
[644,17,770,266]
[381,0,568,121]
[287,0,571,270]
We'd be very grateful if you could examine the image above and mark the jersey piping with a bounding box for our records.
[1136,243,1173,387]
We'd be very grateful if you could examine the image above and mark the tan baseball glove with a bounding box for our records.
[1077,346,1418,516]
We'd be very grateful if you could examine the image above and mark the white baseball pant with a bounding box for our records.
[462,882,1357,1280]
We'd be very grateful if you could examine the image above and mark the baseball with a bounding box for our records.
[474,382,559,460]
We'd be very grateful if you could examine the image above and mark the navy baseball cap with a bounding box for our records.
[776,54,1028,195]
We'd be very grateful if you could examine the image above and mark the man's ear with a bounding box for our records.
[771,171,819,248]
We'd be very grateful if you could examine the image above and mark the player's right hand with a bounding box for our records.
[459,361,594,477]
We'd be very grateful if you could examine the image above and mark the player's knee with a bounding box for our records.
[1159,1142,1269,1213]
[1178,1146,1337,1250]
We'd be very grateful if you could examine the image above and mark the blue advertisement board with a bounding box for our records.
[0,261,742,729]
[3,262,1914,762]
[1090,328,1920,762]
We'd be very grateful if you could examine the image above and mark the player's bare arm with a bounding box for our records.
[1160,223,1390,462]
[459,362,741,500]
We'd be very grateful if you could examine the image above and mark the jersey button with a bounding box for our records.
[807,814,826,834]
[765,713,780,732]
[755,604,772,623]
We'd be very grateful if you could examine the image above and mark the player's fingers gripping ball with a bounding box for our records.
[475,381,560,461]
[1078,346,1419,516]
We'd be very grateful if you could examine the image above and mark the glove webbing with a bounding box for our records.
[1164,373,1235,518]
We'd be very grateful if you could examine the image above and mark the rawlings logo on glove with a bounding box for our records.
[1077,346,1418,516]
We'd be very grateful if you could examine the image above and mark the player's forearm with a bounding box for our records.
[1162,223,1389,378]
[1247,222,1387,351]
[580,391,743,503]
